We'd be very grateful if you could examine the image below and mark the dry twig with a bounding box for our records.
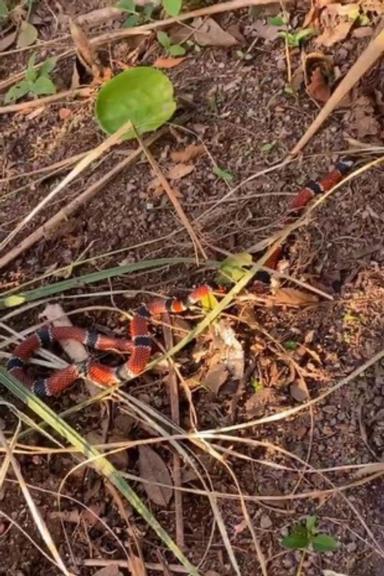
[291,26,384,155]
[0,127,167,271]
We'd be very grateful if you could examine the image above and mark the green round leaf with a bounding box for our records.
[312,534,339,553]
[95,67,177,140]
[163,0,182,16]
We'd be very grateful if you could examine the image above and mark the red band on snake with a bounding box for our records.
[7,158,353,398]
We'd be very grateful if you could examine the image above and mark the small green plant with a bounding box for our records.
[283,340,299,351]
[118,0,182,22]
[282,516,338,553]
[279,27,316,48]
[213,165,234,183]
[251,378,264,393]
[268,13,289,27]
[157,31,186,57]
[5,54,57,104]
[117,0,155,27]
[268,12,315,47]
[260,141,277,154]
[216,252,252,286]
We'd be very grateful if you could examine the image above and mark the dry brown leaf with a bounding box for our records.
[170,144,205,163]
[202,364,229,394]
[314,3,356,47]
[192,17,238,47]
[352,26,373,39]
[361,0,384,14]
[290,380,309,402]
[0,30,17,52]
[291,21,384,155]
[171,316,192,344]
[127,555,147,576]
[168,163,195,180]
[138,446,173,507]
[307,66,331,102]
[316,20,353,47]
[347,95,381,138]
[94,566,122,576]
[69,19,103,79]
[212,319,245,380]
[148,175,183,198]
[153,56,186,68]
[252,20,282,43]
[269,287,319,307]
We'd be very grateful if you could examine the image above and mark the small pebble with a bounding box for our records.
[260,514,272,529]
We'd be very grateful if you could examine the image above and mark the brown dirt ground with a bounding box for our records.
[0,2,384,576]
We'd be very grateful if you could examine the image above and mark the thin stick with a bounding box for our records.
[162,315,185,550]
[0,118,136,255]
[0,128,166,271]
[290,26,384,156]
[134,129,207,262]
[91,0,293,48]
[0,87,92,115]
[0,150,90,184]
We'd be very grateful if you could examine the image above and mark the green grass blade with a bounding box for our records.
[0,257,219,309]
[0,368,202,575]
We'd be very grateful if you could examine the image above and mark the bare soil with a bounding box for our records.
[0,2,384,576]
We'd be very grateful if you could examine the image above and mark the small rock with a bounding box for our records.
[260,514,272,529]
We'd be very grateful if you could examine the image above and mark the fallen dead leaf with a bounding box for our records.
[347,95,381,138]
[0,29,17,52]
[153,56,186,68]
[170,143,205,163]
[148,175,182,198]
[69,19,103,80]
[138,446,173,506]
[17,21,38,48]
[252,20,282,43]
[352,26,373,39]
[192,17,238,47]
[290,380,309,402]
[268,287,319,307]
[93,566,122,576]
[316,20,353,47]
[127,554,147,576]
[307,66,331,102]
[168,163,195,180]
[202,364,229,394]
[314,4,356,47]
[245,388,275,418]
[213,320,245,380]
[171,316,192,344]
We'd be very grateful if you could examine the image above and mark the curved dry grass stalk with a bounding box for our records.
[0,117,135,257]
[135,129,207,263]
[0,127,169,272]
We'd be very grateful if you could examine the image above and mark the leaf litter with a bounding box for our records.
[138,446,173,507]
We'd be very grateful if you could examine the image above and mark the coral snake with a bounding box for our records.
[7,158,353,398]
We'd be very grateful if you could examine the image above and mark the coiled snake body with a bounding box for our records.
[7,158,353,397]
